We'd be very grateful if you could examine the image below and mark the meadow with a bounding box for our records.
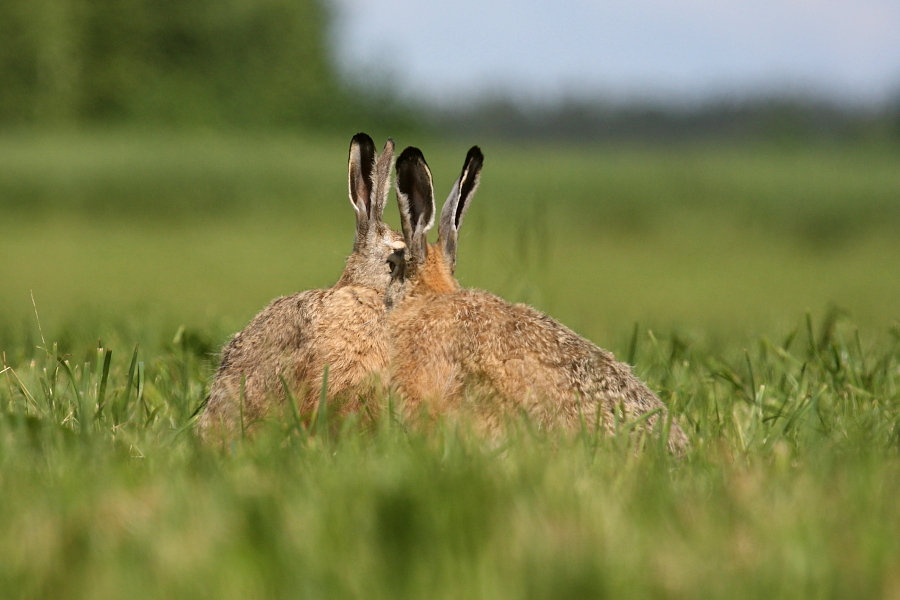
[1,130,900,599]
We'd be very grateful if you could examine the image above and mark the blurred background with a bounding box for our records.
[1,0,899,361]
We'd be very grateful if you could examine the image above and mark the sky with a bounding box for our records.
[332,0,900,106]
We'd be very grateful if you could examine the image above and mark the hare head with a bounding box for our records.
[387,145,483,306]
[336,133,407,298]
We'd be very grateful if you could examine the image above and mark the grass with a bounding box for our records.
[2,132,899,343]
[1,130,900,599]
[2,314,899,599]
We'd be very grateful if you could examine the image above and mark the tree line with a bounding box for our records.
[0,0,386,129]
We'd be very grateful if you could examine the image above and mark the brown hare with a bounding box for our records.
[386,146,688,452]
[198,133,406,441]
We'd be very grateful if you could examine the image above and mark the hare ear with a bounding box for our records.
[348,133,377,234]
[371,138,394,219]
[395,146,435,263]
[438,146,483,269]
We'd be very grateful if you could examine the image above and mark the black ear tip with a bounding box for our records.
[351,132,375,150]
[396,146,427,169]
[465,146,484,168]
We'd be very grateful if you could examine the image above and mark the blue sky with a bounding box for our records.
[333,0,900,106]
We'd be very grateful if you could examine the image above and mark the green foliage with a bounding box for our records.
[2,132,898,238]
[1,132,898,340]
[0,0,351,128]
[1,316,900,599]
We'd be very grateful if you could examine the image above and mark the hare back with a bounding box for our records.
[199,289,326,439]
[297,284,393,410]
[448,289,686,449]
[391,287,686,450]
[200,285,391,440]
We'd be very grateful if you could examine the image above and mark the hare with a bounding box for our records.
[198,133,406,441]
[386,146,688,452]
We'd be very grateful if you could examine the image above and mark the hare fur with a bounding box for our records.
[198,133,405,441]
[387,146,688,452]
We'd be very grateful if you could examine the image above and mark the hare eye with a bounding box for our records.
[387,252,405,278]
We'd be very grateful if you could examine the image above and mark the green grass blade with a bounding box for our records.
[94,348,112,419]
[119,344,139,425]
[57,358,86,432]
[626,322,640,366]
[315,364,329,438]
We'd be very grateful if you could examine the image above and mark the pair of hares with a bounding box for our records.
[198,133,687,452]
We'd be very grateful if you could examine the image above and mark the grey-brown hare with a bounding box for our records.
[198,133,405,442]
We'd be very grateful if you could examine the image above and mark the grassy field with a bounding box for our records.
[1,131,900,599]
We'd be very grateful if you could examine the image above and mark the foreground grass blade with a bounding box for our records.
[95,348,112,419]
[316,364,329,437]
